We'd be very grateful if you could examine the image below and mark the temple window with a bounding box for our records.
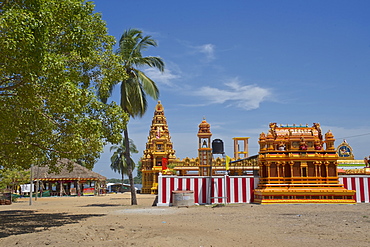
[302,167,307,177]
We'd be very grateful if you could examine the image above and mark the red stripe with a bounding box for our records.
[194,178,199,204]
[178,178,183,191]
[210,178,215,204]
[226,176,231,203]
[210,178,214,204]
[202,178,207,204]
[368,178,370,203]
[351,178,356,193]
[343,177,348,189]
[170,178,175,203]
[250,178,255,203]
[359,177,365,202]
[186,178,191,191]
[162,177,167,204]
[351,177,357,202]
[218,178,223,203]
[234,178,239,203]
[242,178,247,203]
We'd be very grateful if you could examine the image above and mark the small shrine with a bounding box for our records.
[198,118,213,176]
[141,102,259,194]
[337,140,355,160]
[141,101,177,194]
[336,140,370,174]
[254,123,356,204]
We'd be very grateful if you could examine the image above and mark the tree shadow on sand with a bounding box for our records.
[0,210,105,238]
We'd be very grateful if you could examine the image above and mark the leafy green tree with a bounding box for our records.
[136,160,142,182]
[0,0,128,171]
[110,138,138,183]
[100,29,164,205]
[106,178,122,184]
[0,167,30,193]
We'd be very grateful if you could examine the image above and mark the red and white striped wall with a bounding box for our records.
[157,174,370,206]
[157,175,257,206]
[339,176,370,203]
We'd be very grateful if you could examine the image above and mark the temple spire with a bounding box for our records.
[141,101,176,194]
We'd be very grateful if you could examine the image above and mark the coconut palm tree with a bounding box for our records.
[110,138,138,183]
[100,29,164,205]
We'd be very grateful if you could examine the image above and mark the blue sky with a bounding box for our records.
[92,0,370,178]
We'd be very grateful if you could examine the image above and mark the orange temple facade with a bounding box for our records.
[141,102,360,203]
[254,123,356,204]
[141,101,176,194]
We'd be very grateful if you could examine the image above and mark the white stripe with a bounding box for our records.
[198,178,204,204]
[174,177,179,192]
[246,178,251,203]
[347,178,352,190]
[190,178,195,193]
[364,178,369,203]
[229,178,235,203]
[355,177,361,203]
[158,174,163,204]
[237,178,242,203]
[166,177,172,205]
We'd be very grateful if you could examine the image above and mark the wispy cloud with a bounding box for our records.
[144,67,179,86]
[194,78,272,110]
[196,44,215,62]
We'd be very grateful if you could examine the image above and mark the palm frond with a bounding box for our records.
[109,138,137,175]
[120,77,147,117]
[136,70,160,100]
[141,56,165,72]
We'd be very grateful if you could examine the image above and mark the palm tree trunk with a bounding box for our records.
[123,128,137,205]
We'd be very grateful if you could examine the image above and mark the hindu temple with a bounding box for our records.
[141,101,177,194]
[141,102,368,204]
[254,123,356,204]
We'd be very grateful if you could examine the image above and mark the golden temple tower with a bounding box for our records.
[197,118,212,176]
[141,101,176,194]
[254,123,356,204]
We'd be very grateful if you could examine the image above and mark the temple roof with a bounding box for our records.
[198,119,211,134]
[268,122,323,140]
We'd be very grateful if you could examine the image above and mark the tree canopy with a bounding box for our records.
[0,166,30,191]
[114,29,164,205]
[110,138,138,183]
[0,0,128,171]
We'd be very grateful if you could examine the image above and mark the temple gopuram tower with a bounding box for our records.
[141,101,176,194]
[254,123,356,204]
[197,119,212,176]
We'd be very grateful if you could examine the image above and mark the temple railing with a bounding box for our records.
[258,176,339,185]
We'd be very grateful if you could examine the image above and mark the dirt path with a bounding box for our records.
[1,194,369,246]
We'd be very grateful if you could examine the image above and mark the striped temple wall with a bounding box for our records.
[157,174,370,206]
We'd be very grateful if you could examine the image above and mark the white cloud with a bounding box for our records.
[194,78,271,110]
[196,44,215,62]
[144,67,179,86]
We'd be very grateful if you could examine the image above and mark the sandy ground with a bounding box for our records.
[0,193,369,247]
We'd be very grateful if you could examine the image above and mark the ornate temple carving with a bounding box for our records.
[141,101,176,194]
[254,123,356,204]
